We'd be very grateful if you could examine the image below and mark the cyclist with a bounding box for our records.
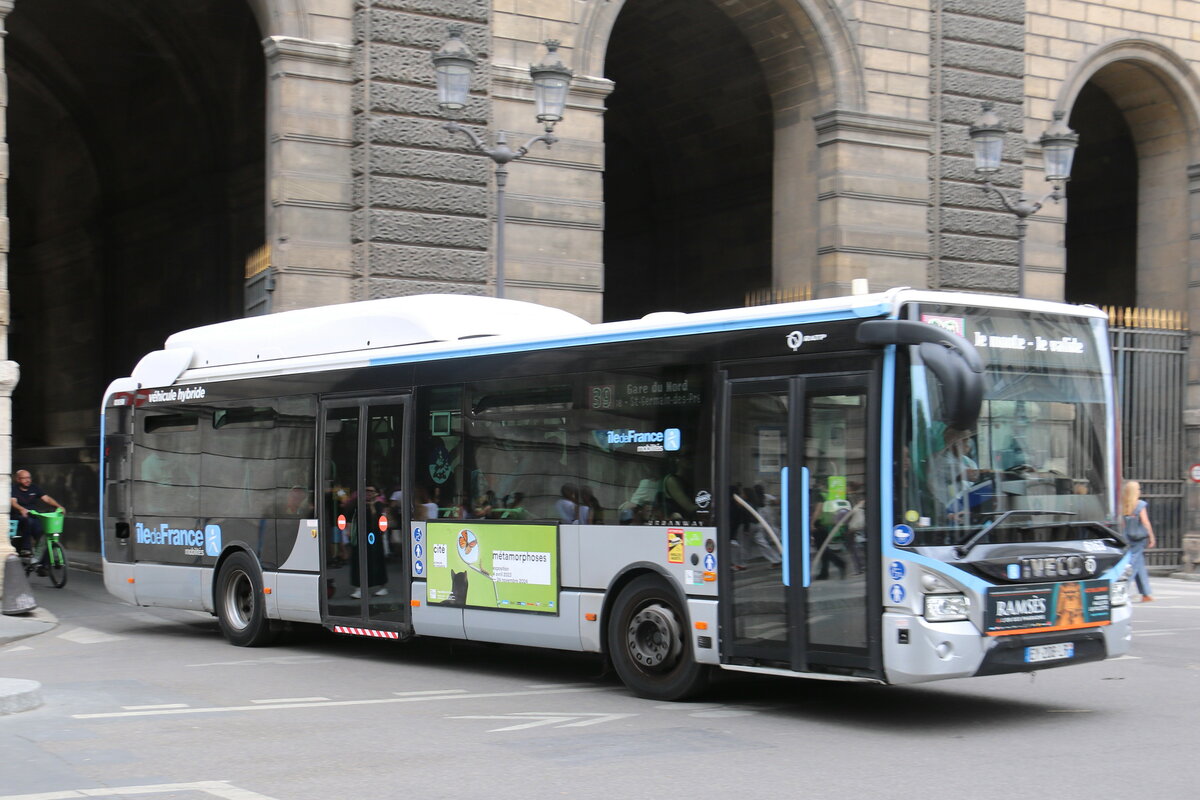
[10,469,66,568]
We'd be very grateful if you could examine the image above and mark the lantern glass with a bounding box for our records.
[969,102,1006,175]
[972,132,1004,174]
[435,62,473,110]
[534,75,569,123]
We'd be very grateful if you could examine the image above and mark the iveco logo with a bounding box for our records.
[1018,554,1097,580]
[786,330,828,351]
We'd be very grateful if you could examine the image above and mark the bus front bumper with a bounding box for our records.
[882,604,1133,685]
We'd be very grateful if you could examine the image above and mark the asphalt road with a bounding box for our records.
[2,569,1197,800]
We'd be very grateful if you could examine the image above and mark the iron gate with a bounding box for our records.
[1108,307,1189,568]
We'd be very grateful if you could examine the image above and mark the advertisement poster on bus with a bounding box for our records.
[425,522,559,614]
[985,580,1110,634]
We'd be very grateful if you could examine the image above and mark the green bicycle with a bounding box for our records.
[8,508,68,588]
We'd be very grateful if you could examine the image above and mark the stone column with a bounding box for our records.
[0,0,16,564]
[812,110,935,297]
[0,361,16,564]
[930,0,1029,295]
[261,35,356,313]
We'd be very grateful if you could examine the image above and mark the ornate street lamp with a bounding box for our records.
[433,28,574,297]
[969,103,1080,297]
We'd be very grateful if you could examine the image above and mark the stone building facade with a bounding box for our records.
[2,0,1200,544]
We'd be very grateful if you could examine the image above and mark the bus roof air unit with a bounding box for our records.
[161,294,592,370]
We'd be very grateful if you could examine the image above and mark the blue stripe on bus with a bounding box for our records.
[801,466,811,588]
[367,302,893,367]
[781,465,790,587]
[878,340,991,595]
[880,344,895,568]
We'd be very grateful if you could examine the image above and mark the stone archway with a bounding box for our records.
[586,0,867,318]
[1059,40,1200,311]
[2,0,267,520]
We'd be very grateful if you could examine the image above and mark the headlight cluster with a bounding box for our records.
[921,572,969,621]
[924,593,969,622]
[1111,580,1129,607]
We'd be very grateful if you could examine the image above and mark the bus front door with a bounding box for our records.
[321,398,411,632]
[722,374,878,677]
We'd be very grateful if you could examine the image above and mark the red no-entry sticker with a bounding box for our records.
[378,515,388,532]
[337,515,347,531]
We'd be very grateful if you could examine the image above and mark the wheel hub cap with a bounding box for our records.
[627,603,681,669]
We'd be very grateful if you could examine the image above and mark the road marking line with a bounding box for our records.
[56,627,125,644]
[121,704,190,710]
[73,686,598,719]
[186,656,330,667]
[0,780,280,800]
[1136,626,1200,633]
[391,689,469,696]
[250,697,329,704]
[448,712,635,732]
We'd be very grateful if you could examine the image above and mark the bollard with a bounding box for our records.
[1182,532,1200,575]
[2,554,37,615]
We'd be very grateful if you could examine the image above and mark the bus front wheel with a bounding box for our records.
[216,551,278,647]
[608,575,709,700]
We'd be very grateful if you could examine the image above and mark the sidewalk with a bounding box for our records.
[0,540,75,715]
[0,606,55,714]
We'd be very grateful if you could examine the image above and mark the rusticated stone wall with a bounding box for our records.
[930,0,1030,294]
[352,0,493,299]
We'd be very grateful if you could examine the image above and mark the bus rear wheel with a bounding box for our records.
[216,551,278,647]
[608,575,709,701]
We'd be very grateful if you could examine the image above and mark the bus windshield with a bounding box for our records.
[900,305,1113,545]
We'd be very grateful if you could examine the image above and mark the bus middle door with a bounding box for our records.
[321,397,411,633]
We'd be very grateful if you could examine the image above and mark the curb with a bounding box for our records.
[0,677,43,715]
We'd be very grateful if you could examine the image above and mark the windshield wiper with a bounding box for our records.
[956,510,1075,558]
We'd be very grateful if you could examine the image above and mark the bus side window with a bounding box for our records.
[578,366,708,525]
[417,386,464,518]
[135,410,201,517]
[467,379,576,522]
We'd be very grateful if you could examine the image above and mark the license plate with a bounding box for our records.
[1025,642,1074,663]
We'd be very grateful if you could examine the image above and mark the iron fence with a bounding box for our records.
[1106,306,1189,569]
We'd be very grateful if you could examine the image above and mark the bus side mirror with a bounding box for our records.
[856,319,987,430]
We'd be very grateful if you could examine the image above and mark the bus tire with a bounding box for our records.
[216,551,278,647]
[608,574,709,701]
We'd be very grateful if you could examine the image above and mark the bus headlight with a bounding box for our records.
[1111,580,1129,607]
[924,593,969,622]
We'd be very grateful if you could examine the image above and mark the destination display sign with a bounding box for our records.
[918,306,1105,374]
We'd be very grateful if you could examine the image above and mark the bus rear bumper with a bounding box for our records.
[883,607,1133,685]
[102,559,137,605]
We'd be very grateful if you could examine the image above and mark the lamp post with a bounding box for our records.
[433,27,573,297]
[969,103,1079,297]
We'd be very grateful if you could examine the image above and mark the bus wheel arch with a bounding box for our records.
[603,567,709,700]
[214,548,278,647]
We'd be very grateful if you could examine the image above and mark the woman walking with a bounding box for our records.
[1121,480,1156,602]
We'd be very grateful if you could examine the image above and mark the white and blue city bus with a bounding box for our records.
[100,289,1133,699]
